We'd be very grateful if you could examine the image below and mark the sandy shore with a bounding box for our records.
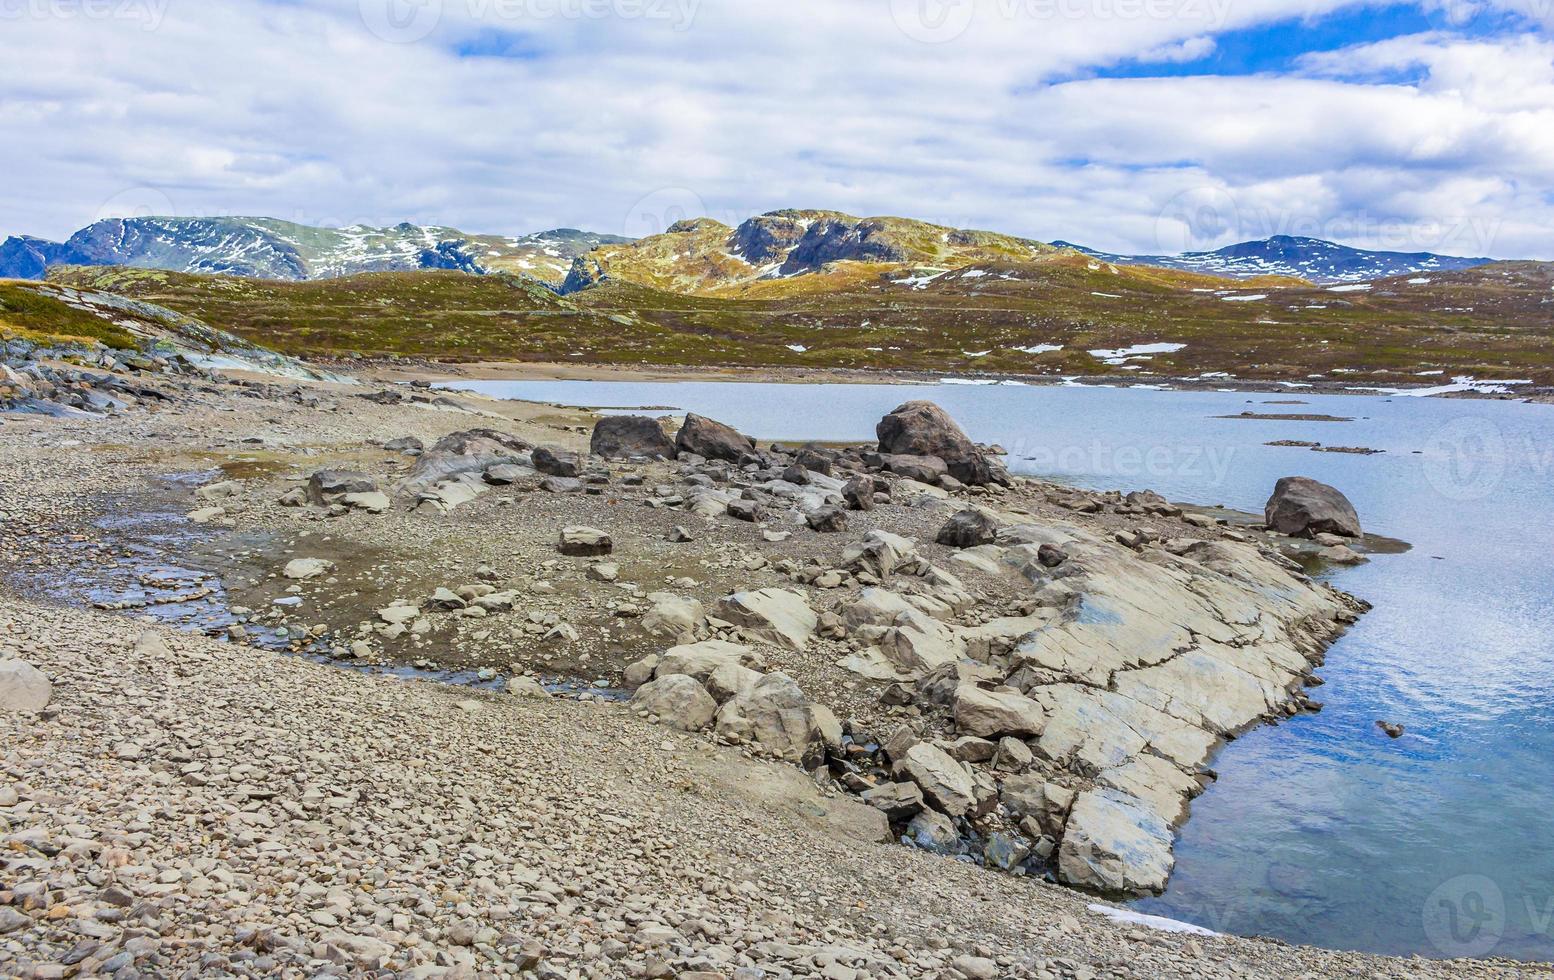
[359,359,1554,403]
[0,366,1539,977]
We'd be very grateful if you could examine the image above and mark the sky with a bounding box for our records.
[1,0,1551,259]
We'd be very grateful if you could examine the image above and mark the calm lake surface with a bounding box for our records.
[442,377,1554,960]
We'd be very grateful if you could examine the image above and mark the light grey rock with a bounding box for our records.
[894,742,976,817]
[953,685,1047,739]
[283,558,334,580]
[715,588,817,651]
[714,672,840,764]
[1057,789,1175,894]
[631,674,717,732]
[0,659,51,713]
[558,526,612,556]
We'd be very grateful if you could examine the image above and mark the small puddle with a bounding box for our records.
[6,470,627,701]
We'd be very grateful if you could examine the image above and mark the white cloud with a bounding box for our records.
[0,1,1548,260]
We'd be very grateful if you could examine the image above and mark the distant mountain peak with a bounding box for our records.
[0,216,630,287]
[1058,235,1493,284]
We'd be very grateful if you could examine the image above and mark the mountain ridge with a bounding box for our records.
[0,216,629,285]
[2,214,1505,291]
[1055,234,1494,284]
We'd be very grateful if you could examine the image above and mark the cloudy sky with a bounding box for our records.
[2,0,1551,258]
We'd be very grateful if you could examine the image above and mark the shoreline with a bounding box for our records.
[0,363,1535,975]
[359,358,1554,404]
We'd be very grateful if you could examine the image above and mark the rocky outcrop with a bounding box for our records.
[591,415,676,459]
[398,428,532,494]
[1265,476,1362,538]
[1057,789,1175,894]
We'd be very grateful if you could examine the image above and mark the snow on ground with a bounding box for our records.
[1014,344,1063,355]
[1327,283,1372,293]
[1220,294,1267,302]
[1087,905,1218,937]
[786,344,808,353]
[1088,342,1185,365]
[1408,277,1434,284]
[1352,376,1534,397]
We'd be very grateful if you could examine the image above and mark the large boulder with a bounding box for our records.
[307,469,376,505]
[591,415,676,459]
[399,429,531,493]
[631,674,717,731]
[641,593,705,640]
[0,659,51,713]
[894,742,977,816]
[1264,476,1361,538]
[676,413,755,463]
[953,685,1047,739]
[716,588,818,650]
[1057,789,1175,895]
[532,446,585,478]
[654,639,760,682]
[876,401,1008,486]
[936,508,1000,548]
[714,672,841,764]
[558,526,612,556]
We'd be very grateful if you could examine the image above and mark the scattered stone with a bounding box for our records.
[558,526,612,556]
[283,558,335,580]
[591,415,676,458]
[0,658,51,713]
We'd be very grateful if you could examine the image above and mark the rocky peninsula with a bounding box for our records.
[0,353,1524,978]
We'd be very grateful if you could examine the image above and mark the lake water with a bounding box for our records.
[441,377,1554,961]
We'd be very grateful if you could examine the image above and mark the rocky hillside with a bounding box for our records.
[562,210,1059,296]
[40,257,1554,385]
[0,217,629,284]
[1059,234,1495,285]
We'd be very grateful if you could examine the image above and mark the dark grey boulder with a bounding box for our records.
[307,469,377,505]
[1265,476,1361,538]
[880,453,948,485]
[532,446,585,478]
[805,506,848,533]
[876,401,1009,486]
[676,413,756,463]
[842,476,876,511]
[935,509,999,548]
[590,415,676,459]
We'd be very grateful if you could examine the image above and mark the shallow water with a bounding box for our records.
[440,376,1554,960]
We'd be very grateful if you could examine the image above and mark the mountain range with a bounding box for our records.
[1056,235,1495,284]
[0,217,627,284]
[0,213,1500,290]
